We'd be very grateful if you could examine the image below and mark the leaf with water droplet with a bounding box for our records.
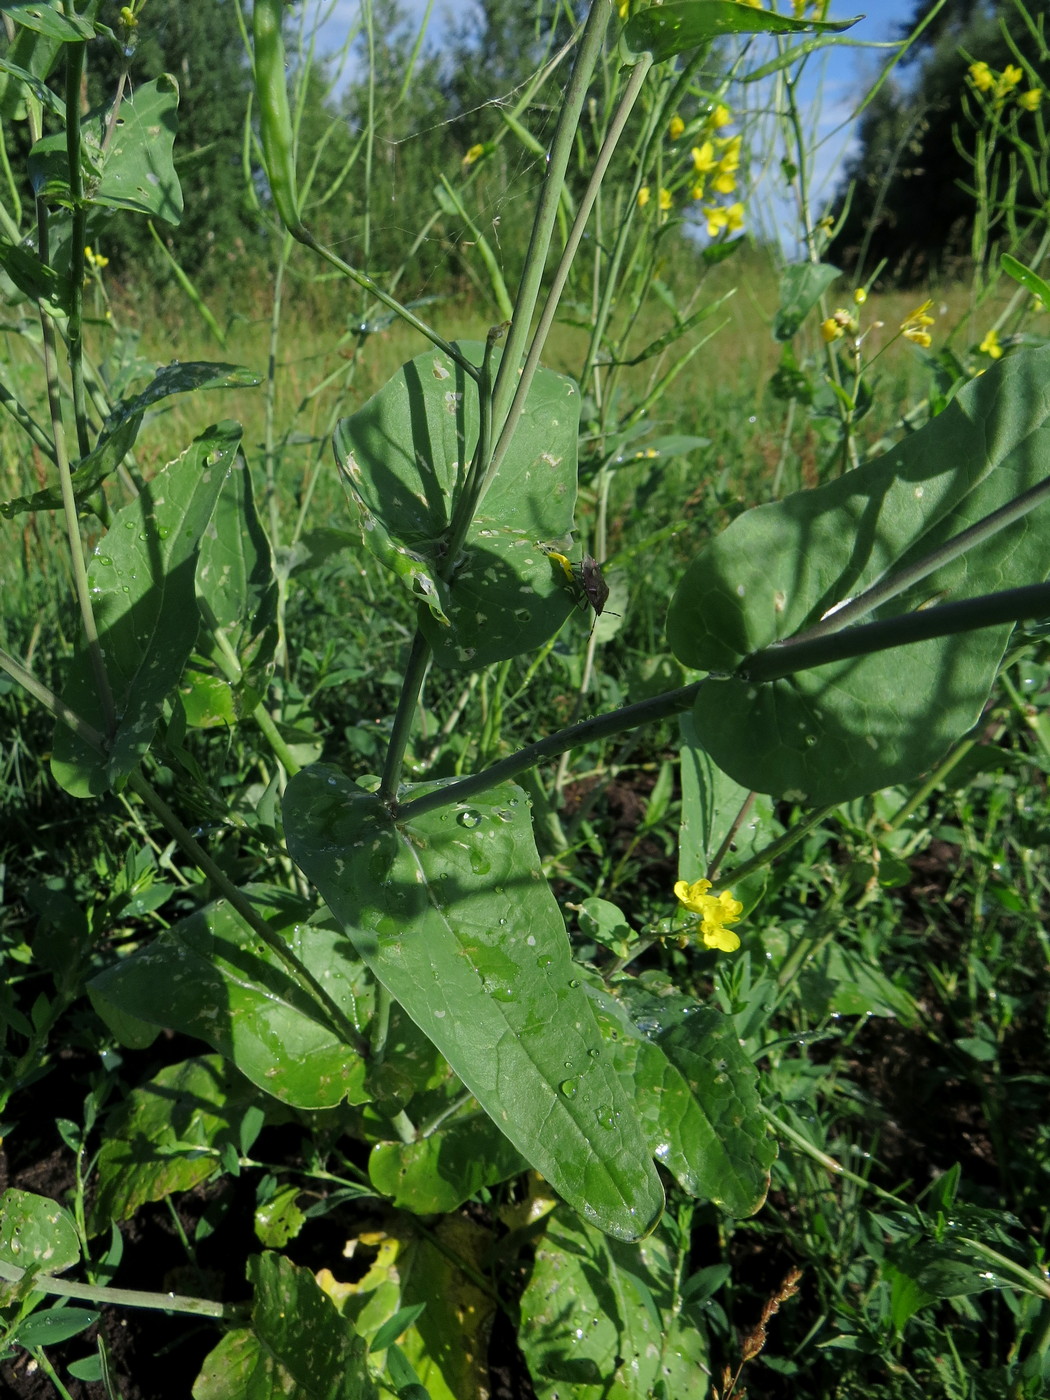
[284,766,664,1240]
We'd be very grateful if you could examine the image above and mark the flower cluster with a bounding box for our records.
[900,298,935,349]
[673,878,743,953]
[967,59,1043,111]
[640,101,745,240]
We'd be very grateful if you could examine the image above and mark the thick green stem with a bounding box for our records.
[0,1259,239,1321]
[744,582,1050,682]
[378,630,433,802]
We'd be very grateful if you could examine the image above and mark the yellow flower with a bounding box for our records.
[462,143,485,166]
[1018,87,1043,111]
[704,202,744,237]
[821,317,843,343]
[691,141,717,174]
[853,287,867,305]
[637,185,651,208]
[668,113,685,140]
[658,187,673,212]
[617,0,630,18]
[711,169,737,195]
[999,63,1024,91]
[674,879,743,953]
[900,299,935,346]
[979,328,1003,359]
[690,183,706,202]
[84,245,109,270]
[711,103,732,128]
[968,60,994,92]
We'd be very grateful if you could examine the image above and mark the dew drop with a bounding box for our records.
[559,1079,578,1098]
[457,809,482,828]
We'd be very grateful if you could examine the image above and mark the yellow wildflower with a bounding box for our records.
[853,287,867,305]
[999,63,1024,91]
[704,202,744,237]
[1018,87,1043,111]
[617,0,630,18]
[979,328,1003,359]
[968,60,994,92]
[900,299,935,347]
[658,187,673,212]
[462,143,485,166]
[692,141,717,175]
[711,103,732,128]
[712,168,737,196]
[84,245,109,270]
[674,879,743,953]
[821,317,843,343]
[668,113,685,140]
[637,185,651,208]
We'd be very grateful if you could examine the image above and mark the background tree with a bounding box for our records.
[830,0,1050,286]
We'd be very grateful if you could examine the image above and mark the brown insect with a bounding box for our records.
[542,547,612,616]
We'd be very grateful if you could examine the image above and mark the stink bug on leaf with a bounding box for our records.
[541,546,613,617]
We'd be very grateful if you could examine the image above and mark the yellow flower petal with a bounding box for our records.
[979,328,1003,359]
[668,113,685,140]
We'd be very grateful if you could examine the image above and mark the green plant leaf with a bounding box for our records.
[0,362,259,518]
[588,984,775,1217]
[88,1056,264,1233]
[50,420,242,797]
[369,1109,529,1215]
[1001,252,1050,311]
[518,1207,710,1398]
[29,75,182,223]
[668,345,1050,803]
[184,456,278,727]
[88,889,371,1109]
[2,1,96,41]
[193,1253,378,1400]
[773,261,841,341]
[255,1186,307,1248]
[283,766,665,1241]
[14,1307,100,1348]
[624,1,860,61]
[333,341,578,669]
[0,1188,80,1275]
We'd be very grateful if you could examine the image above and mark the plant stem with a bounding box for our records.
[0,1259,239,1321]
[744,582,1050,682]
[394,681,708,821]
[378,630,433,803]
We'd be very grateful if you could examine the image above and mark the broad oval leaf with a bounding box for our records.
[624,1,861,62]
[88,888,371,1109]
[0,1188,80,1275]
[519,1207,710,1398]
[334,341,578,669]
[29,76,182,223]
[369,1109,528,1215]
[194,1253,378,1400]
[773,261,841,341]
[283,765,665,1241]
[588,984,775,1217]
[667,345,1050,802]
[50,421,242,797]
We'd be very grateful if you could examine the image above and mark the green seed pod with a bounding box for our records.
[251,0,302,234]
